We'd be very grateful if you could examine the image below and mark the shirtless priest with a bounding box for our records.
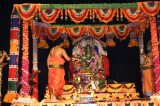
[47,37,71,102]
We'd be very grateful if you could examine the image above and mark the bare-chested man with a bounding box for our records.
[47,37,71,102]
[140,40,155,97]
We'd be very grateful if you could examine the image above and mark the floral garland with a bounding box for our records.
[41,3,138,9]
[37,23,144,41]
[123,83,135,89]
[59,93,80,100]
[94,9,116,23]
[111,25,130,41]
[22,20,30,95]
[85,47,93,60]
[58,92,138,101]
[62,86,76,92]
[139,1,160,16]
[11,2,160,24]
[67,9,89,23]
[107,84,122,89]
[89,26,105,38]
[106,83,136,93]
[45,26,64,41]
[121,7,146,23]
[157,12,160,43]
[66,26,85,40]
[29,20,39,100]
[149,16,160,93]
[92,92,139,101]
[14,4,41,20]
[40,9,62,23]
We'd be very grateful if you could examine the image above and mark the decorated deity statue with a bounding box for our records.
[140,40,155,97]
[69,36,109,91]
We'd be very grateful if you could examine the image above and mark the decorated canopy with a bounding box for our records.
[3,1,160,103]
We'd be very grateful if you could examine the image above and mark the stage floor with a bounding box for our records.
[11,100,158,106]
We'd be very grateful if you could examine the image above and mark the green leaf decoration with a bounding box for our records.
[41,3,138,9]
[147,1,155,7]
[50,27,58,34]
[94,27,102,32]
[73,27,80,33]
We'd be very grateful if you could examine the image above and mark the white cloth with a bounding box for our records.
[91,81,96,90]
[72,38,107,56]
[95,40,107,56]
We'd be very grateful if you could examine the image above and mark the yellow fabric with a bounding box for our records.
[62,85,74,94]
[123,83,136,92]
[3,93,19,103]
[107,84,122,92]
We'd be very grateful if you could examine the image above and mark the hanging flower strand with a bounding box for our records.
[22,20,30,95]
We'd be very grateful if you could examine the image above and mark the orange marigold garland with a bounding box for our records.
[94,9,116,23]
[121,8,145,23]
[29,20,39,100]
[111,25,129,41]
[149,16,160,93]
[67,9,89,23]
[40,9,61,24]
[15,4,40,20]
[139,1,160,16]
[46,26,64,41]
[89,26,105,39]
[66,26,85,40]
[158,12,160,43]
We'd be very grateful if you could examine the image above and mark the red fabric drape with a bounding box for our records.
[102,55,109,76]
[69,56,74,81]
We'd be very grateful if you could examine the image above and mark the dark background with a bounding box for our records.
[0,0,152,105]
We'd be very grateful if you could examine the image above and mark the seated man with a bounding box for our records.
[47,37,71,102]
